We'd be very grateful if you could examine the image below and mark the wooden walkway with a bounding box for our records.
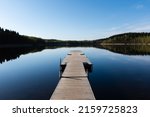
[50,50,95,100]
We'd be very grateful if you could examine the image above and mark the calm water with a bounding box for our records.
[0,47,150,100]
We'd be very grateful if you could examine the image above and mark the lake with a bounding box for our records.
[0,46,150,100]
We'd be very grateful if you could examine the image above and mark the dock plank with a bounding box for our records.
[50,50,95,100]
[50,78,95,100]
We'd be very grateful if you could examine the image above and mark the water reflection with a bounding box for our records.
[0,47,45,64]
[0,46,150,100]
[97,45,150,55]
[1,45,150,64]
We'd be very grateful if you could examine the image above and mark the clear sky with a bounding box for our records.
[0,0,150,40]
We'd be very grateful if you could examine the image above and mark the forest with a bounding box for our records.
[0,27,93,46]
[94,32,150,45]
[0,27,45,46]
[1,27,150,46]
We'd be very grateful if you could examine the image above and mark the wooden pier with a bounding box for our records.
[50,50,95,100]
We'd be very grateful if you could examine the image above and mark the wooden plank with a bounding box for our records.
[50,77,95,100]
[50,50,95,100]
[62,62,87,77]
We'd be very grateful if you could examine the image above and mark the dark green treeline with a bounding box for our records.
[94,32,150,44]
[0,27,45,45]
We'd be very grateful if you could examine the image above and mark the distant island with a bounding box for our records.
[0,27,150,47]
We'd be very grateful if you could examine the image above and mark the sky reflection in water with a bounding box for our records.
[0,47,150,100]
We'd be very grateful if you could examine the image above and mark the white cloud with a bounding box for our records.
[126,23,150,32]
[102,22,150,38]
[85,22,150,39]
[135,4,144,9]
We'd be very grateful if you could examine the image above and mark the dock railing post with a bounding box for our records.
[86,69,89,78]
[59,58,62,78]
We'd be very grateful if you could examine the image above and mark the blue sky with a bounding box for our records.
[0,0,150,40]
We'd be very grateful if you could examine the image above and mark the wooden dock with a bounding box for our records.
[50,50,95,100]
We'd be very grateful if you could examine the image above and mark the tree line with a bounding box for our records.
[1,27,150,46]
[0,27,92,46]
[0,27,45,45]
[94,32,150,44]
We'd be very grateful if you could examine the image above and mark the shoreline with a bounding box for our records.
[99,43,150,45]
[0,43,150,48]
[0,44,45,48]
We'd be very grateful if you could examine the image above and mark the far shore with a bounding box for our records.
[98,43,150,45]
[0,43,150,48]
[0,44,45,48]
